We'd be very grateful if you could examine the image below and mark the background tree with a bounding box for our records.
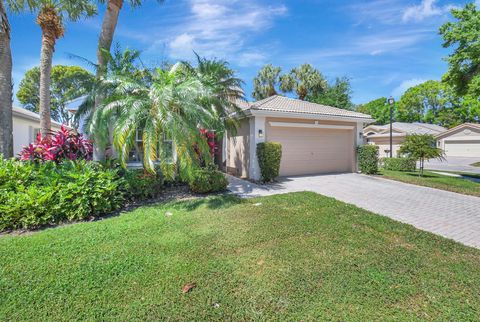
[440,3,480,98]
[356,97,391,125]
[0,0,13,158]
[308,76,353,109]
[17,65,94,123]
[24,0,97,137]
[252,64,282,100]
[93,0,164,161]
[280,63,327,100]
[399,134,444,176]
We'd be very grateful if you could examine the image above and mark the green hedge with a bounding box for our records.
[122,168,164,201]
[0,160,124,231]
[257,142,282,182]
[382,157,416,171]
[357,145,379,174]
[188,165,228,194]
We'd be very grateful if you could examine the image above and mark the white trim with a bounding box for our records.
[251,109,374,123]
[248,116,265,181]
[268,121,354,130]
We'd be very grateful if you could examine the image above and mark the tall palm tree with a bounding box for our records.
[31,0,96,137]
[280,63,327,100]
[93,0,164,161]
[93,63,224,177]
[252,64,281,100]
[0,0,13,158]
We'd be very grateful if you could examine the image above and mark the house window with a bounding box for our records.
[128,129,174,163]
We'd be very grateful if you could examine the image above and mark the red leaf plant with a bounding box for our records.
[20,125,93,163]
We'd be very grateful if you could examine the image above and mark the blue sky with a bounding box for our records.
[7,0,478,105]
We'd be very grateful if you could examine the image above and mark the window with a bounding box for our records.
[127,129,174,163]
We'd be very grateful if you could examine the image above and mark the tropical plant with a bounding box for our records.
[308,76,353,109]
[252,64,282,100]
[17,65,94,123]
[398,134,444,176]
[280,63,327,100]
[0,0,13,158]
[92,0,164,161]
[356,97,391,125]
[440,3,480,98]
[17,0,97,137]
[20,125,93,163]
[257,142,282,182]
[188,163,228,194]
[357,145,379,175]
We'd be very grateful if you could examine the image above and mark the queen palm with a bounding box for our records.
[93,63,224,177]
[93,0,164,161]
[25,0,96,137]
[0,0,13,158]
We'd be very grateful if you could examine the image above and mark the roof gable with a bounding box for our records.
[436,123,480,139]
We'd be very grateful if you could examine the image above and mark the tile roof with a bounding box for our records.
[247,95,372,120]
[365,122,447,136]
[13,106,64,127]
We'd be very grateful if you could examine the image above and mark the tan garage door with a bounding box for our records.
[267,126,354,176]
[445,140,480,157]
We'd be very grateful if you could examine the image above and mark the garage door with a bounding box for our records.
[444,140,480,157]
[267,126,354,176]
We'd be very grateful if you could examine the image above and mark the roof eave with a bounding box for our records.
[250,108,374,123]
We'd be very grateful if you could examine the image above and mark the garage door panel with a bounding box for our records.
[267,126,354,176]
[445,141,480,157]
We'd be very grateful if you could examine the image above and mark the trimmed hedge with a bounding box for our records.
[257,142,282,182]
[382,157,416,172]
[188,165,228,194]
[357,145,379,174]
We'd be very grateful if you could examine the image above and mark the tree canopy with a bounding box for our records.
[252,64,282,100]
[279,63,327,100]
[17,65,94,123]
[399,134,444,175]
[356,97,391,125]
[308,77,353,110]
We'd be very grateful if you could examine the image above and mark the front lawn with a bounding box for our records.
[380,169,480,197]
[1,192,480,320]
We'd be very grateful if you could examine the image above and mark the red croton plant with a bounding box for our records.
[20,125,93,163]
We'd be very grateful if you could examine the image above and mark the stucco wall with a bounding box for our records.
[226,118,250,178]
[13,116,62,156]
[366,136,404,158]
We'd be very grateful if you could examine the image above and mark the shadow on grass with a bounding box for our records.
[153,193,243,212]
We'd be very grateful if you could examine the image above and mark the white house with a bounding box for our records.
[436,123,480,157]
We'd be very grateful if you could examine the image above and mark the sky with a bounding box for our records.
[7,0,479,105]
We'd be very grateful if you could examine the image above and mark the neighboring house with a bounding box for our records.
[12,106,64,156]
[363,122,446,158]
[225,95,373,180]
[435,123,480,157]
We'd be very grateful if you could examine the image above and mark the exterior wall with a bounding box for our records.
[438,126,480,157]
[366,136,404,158]
[12,116,62,156]
[265,117,357,176]
[226,118,250,178]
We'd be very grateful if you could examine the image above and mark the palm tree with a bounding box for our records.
[93,0,164,161]
[280,63,327,100]
[0,0,13,158]
[93,63,225,177]
[29,1,96,137]
[252,64,282,100]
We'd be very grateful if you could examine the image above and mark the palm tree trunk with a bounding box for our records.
[93,0,123,161]
[0,0,13,158]
[38,36,53,137]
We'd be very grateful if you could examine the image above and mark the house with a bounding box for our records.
[225,95,373,180]
[435,123,480,157]
[363,122,446,158]
[12,106,64,156]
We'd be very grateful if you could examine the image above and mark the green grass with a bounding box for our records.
[380,170,480,197]
[2,192,480,320]
[471,162,480,167]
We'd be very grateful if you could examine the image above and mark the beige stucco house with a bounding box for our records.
[435,123,480,157]
[12,106,64,156]
[363,122,446,158]
[225,95,373,180]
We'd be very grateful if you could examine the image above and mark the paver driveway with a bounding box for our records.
[228,173,480,249]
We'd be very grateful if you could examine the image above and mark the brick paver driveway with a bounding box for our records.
[228,173,480,249]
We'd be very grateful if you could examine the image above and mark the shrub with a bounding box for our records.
[357,145,379,174]
[0,159,124,231]
[257,142,282,183]
[382,157,416,171]
[122,168,164,201]
[188,165,228,194]
[19,125,92,163]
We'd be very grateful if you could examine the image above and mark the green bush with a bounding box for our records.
[122,168,164,201]
[257,142,282,182]
[0,159,125,231]
[357,145,379,174]
[382,157,416,171]
[188,165,228,194]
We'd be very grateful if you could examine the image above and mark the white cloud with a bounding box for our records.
[402,0,456,22]
[392,78,428,97]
